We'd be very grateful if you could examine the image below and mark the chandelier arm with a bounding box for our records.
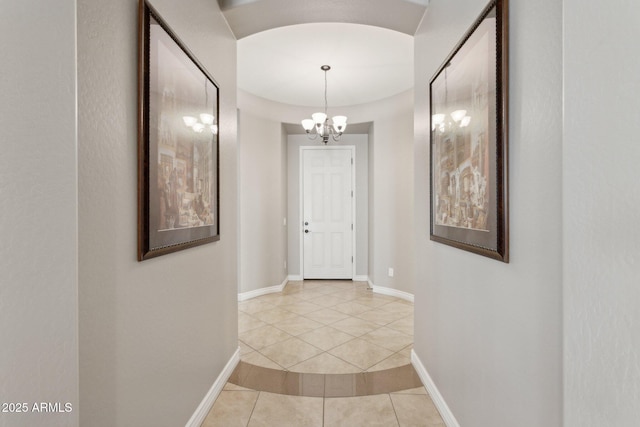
[306,131,319,141]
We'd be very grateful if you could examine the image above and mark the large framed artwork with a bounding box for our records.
[429,0,509,262]
[137,0,220,261]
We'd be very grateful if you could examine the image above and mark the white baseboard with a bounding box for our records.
[185,347,240,427]
[411,350,460,427]
[285,275,369,283]
[367,279,414,303]
[238,277,288,301]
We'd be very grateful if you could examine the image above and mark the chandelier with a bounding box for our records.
[432,110,470,133]
[183,77,218,134]
[432,62,471,133]
[182,113,218,134]
[301,65,348,144]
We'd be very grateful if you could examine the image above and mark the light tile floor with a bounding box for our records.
[239,280,413,373]
[202,280,446,426]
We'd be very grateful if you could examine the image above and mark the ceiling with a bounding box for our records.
[220,0,429,39]
[223,0,426,111]
[238,23,414,108]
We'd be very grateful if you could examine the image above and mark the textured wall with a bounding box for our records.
[238,110,288,293]
[564,1,640,425]
[413,0,563,425]
[0,1,78,426]
[77,0,238,425]
[368,105,415,293]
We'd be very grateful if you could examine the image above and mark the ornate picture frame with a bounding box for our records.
[138,0,220,261]
[429,0,509,262]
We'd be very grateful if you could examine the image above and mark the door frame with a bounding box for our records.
[299,145,356,280]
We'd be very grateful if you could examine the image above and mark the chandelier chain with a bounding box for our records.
[324,69,328,116]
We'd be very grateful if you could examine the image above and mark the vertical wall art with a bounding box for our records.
[429,0,509,262]
[138,0,220,260]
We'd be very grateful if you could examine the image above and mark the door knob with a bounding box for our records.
[304,230,309,233]
[304,222,309,226]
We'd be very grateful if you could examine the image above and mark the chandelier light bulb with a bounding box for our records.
[183,116,198,127]
[432,114,445,131]
[332,115,347,133]
[450,109,467,122]
[332,115,347,125]
[312,112,327,125]
[200,113,214,125]
[301,119,315,131]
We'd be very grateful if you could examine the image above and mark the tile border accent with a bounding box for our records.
[411,349,460,427]
[185,347,240,427]
[368,279,415,303]
[228,361,424,398]
[238,277,288,301]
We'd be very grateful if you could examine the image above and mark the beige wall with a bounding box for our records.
[368,105,415,294]
[238,110,288,293]
[413,0,563,425]
[0,1,79,426]
[239,90,414,295]
[77,0,238,425]
[564,0,640,424]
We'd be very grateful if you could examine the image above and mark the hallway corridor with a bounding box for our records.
[201,281,445,426]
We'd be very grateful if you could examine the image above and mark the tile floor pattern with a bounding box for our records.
[238,280,414,373]
[202,280,446,426]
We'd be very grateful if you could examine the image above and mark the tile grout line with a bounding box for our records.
[387,392,402,427]
[245,390,260,427]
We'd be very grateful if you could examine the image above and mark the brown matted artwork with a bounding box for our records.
[429,0,509,262]
[137,0,220,261]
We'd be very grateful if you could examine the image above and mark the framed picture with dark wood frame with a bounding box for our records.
[429,0,509,262]
[137,0,220,261]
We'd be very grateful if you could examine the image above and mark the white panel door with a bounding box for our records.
[302,148,353,279]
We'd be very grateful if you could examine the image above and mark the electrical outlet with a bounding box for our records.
[388,268,394,277]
